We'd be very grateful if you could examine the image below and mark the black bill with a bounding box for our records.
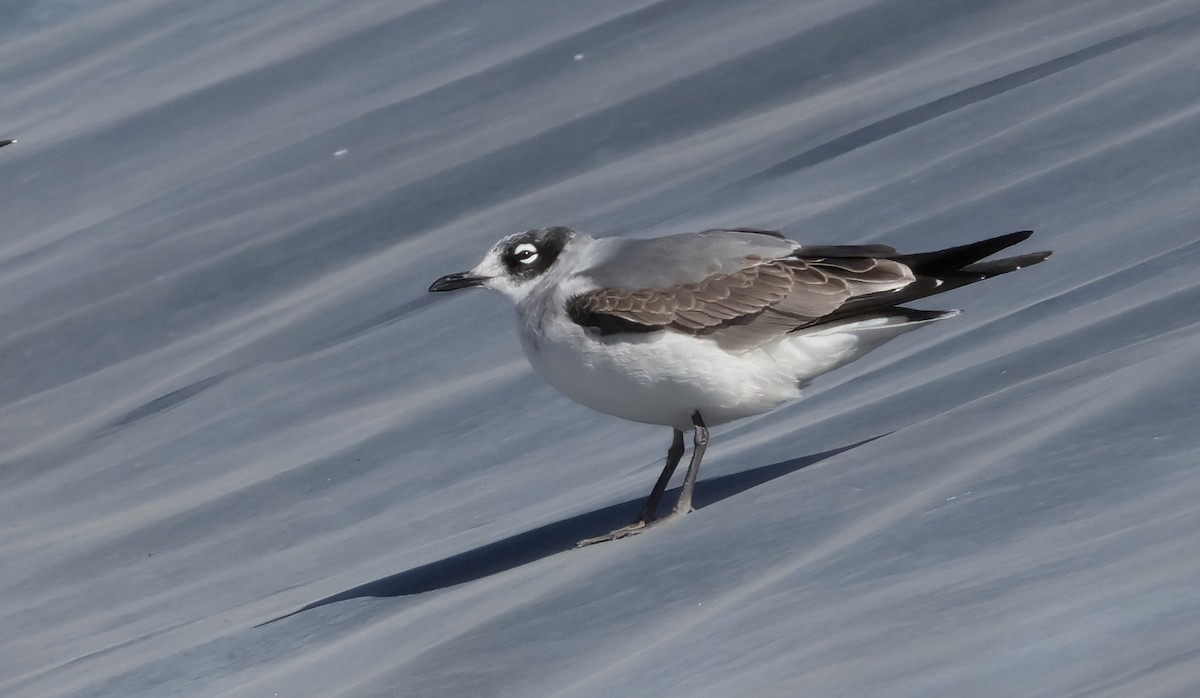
[429,271,488,292]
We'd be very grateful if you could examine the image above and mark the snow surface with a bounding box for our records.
[3,1,1200,696]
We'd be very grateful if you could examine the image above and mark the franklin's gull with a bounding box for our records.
[430,227,1050,544]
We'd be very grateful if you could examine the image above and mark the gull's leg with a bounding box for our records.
[672,411,708,516]
[636,429,686,524]
[577,428,686,547]
[577,417,708,547]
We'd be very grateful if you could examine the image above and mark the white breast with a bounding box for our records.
[515,286,942,431]
[509,254,944,430]
[521,328,797,429]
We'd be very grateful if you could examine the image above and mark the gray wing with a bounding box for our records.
[568,230,1048,352]
[568,242,915,352]
[582,229,802,290]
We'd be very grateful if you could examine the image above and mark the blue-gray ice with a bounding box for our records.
[2,1,1199,696]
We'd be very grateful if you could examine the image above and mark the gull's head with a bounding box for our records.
[429,226,577,304]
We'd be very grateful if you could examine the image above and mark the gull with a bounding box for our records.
[429,226,1049,544]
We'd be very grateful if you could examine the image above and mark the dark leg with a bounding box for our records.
[636,429,686,524]
[577,417,707,547]
[672,411,708,516]
[577,428,686,547]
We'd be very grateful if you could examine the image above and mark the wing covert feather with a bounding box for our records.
[567,254,914,351]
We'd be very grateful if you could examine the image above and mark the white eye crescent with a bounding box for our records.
[514,243,539,263]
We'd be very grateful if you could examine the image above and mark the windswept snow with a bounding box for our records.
[2,1,1200,696]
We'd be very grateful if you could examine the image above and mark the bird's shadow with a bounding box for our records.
[260,436,881,626]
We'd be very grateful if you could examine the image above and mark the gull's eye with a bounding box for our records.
[513,242,539,263]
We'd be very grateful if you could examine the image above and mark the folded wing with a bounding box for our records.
[567,230,1049,352]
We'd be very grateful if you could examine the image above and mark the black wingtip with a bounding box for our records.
[998,229,1034,245]
[970,229,1035,252]
[898,230,1042,275]
[960,249,1051,277]
[0,139,15,149]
